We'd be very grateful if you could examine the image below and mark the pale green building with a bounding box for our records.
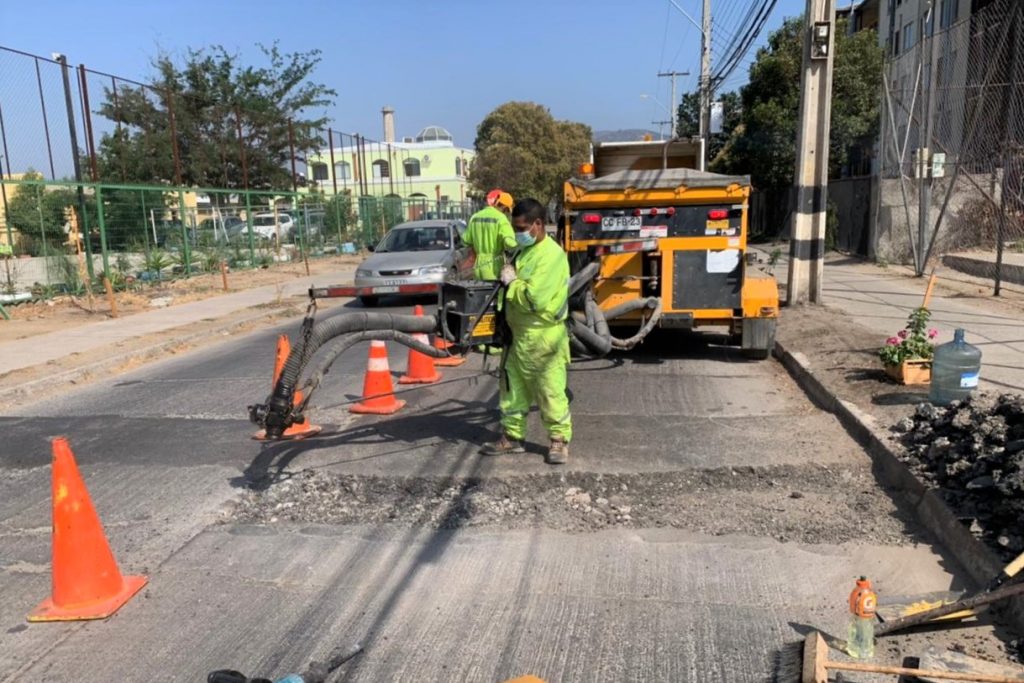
[306,115,477,219]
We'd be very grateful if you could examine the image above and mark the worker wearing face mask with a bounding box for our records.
[481,198,572,465]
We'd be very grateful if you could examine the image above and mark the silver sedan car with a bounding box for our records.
[354,220,469,306]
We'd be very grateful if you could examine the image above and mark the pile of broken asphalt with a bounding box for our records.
[895,393,1024,559]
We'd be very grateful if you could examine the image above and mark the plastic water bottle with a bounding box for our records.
[847,576,876,659]
[929,328,982,406]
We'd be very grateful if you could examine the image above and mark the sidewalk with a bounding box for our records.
[0,264,356,377]
[764,251,1024,395]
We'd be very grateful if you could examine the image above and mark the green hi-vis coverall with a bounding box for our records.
[463,206,516,280]
[500,236,572,443]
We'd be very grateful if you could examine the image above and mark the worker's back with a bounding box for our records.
[464,206,516,280]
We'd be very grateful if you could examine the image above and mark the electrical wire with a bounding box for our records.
[712,0,779,87]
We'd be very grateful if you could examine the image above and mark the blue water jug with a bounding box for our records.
[929,328,982,405]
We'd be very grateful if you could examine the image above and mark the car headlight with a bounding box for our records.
[355,268,374,277]
[418,265,447,275]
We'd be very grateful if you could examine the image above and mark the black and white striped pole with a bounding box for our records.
[787,0,836,305]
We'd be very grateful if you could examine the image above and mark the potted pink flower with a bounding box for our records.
[878,307,938,385]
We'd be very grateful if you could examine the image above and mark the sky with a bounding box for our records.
[0,0,815,174]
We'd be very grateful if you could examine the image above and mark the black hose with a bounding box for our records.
[610,299,663,349]
[569,317,613,356]
[300,328,448,401]
[262,311,439,438]
[604,296,660,321]
[587,296,610,339]
[569,261,600,296]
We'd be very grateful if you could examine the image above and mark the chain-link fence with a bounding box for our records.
[0,46,480,298]
[0,176,474,297]
[874,0,1024,294]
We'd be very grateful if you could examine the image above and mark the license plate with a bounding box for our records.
[601,216,642,231]
[375,286,399,293]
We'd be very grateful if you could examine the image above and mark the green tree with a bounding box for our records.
[676,90,742,164]
[322,192,356,241]
[96,44,335,195]
[5,171,91,253]
[716,17,883,187]
[470,102,592,207]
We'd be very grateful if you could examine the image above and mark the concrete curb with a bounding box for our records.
[0,303,302,408]
[773,339,1024,631]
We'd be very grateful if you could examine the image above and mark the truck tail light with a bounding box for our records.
[582,213,602,224]
[707,209,728,220]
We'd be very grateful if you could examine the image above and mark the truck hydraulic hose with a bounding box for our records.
[299,328,449,401]
[602,296,660,323]
[568,261,601,296]
[610,299,663,350]
[587,294,610,340]
[568,316,613,356]
[259,311,438,438]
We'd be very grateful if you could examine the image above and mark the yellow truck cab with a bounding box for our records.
[560,139,779,358]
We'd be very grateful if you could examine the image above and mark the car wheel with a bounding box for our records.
[360,296,379,308]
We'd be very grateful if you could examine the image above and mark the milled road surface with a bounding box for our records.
[0,297,1009,681]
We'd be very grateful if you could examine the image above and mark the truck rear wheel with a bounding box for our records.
[741,317,776,360]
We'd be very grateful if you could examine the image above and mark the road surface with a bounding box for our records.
[0,296,997,681]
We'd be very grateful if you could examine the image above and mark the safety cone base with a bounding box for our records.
[399,370,441,384]
[350,398,406,415]
[252,424,322,441]
[28,574,147,622]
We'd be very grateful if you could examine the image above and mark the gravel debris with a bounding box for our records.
[231,464,919,545]
[894,392,1024,558]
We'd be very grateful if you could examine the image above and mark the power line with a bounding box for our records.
[712,0,779,86]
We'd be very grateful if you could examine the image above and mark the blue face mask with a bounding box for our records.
[515,230,536,247]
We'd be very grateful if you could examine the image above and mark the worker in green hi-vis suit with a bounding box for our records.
[481,197,572,465]
[463,189,516,280]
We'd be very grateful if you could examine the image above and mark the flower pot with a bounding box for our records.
[884,359,931,385]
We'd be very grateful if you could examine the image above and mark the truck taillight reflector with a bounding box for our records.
[707,209,728,220]
[582,213,602,224]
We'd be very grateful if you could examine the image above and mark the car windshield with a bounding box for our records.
[376,227,450,252]
[253,215,277,226]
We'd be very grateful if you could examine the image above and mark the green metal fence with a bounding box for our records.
[0,177,477,297]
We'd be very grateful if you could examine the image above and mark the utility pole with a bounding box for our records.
[699,0,712,170]
[657,70,689,136]
[786,0,837,305]
[652,120,673,140]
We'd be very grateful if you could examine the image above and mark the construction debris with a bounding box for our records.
[895,393,1024,557]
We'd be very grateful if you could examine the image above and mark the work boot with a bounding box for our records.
[546,438,569,465]
[481,434,525,456]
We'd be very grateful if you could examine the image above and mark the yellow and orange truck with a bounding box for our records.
[559,139,778,359]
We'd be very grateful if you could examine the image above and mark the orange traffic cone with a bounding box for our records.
[28,438,148,622]
[350,340,406,414]
[253,334,322,440]
[433,334,466,367]
[400,305,441,384]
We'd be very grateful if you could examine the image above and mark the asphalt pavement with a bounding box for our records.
[0,296,992,682]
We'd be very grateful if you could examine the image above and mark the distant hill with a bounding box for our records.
[593,129,660,143]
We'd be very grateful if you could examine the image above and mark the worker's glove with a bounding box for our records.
[500,264,517,286]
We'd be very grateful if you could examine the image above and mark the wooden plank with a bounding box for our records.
[802,632,829,683]
[918,646,1024,683]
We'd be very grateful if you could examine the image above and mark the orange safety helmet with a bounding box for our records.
[486,189,504,207]
[494,192,514,210]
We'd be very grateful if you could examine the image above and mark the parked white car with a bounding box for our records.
[249,212,294,241]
